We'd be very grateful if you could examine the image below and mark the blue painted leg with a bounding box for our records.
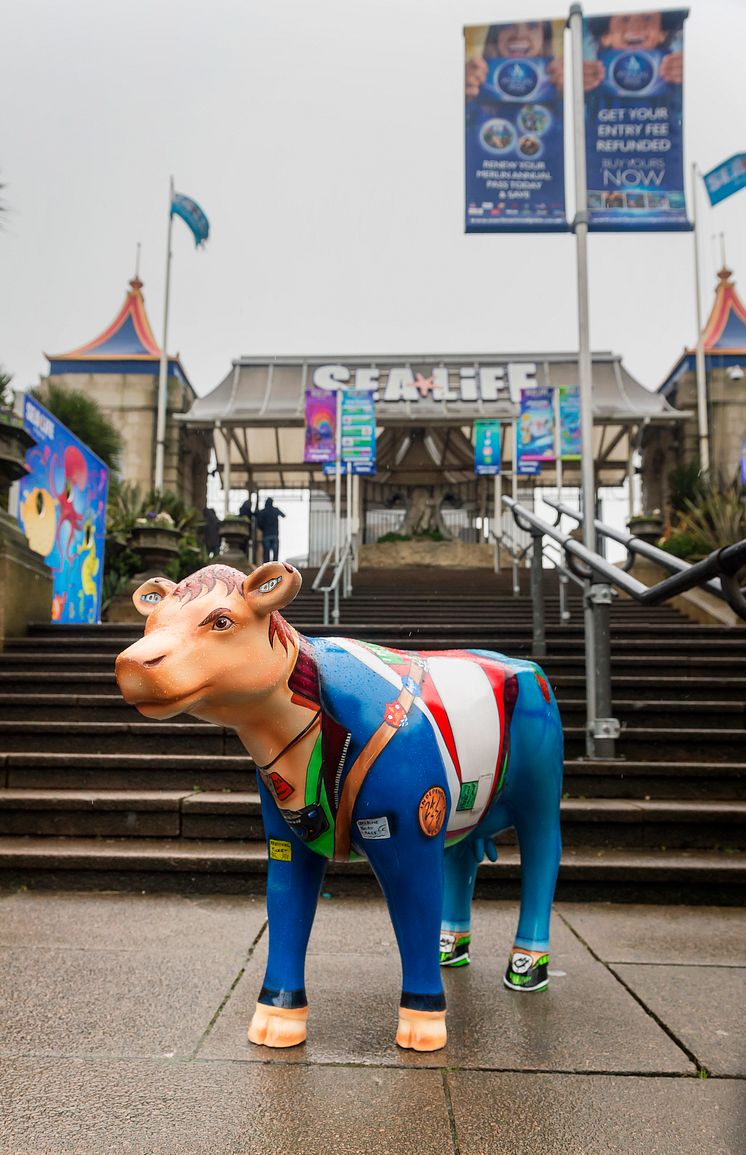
[504,810,562,993]
[248,780,328,1047]
[364,830,448,1051]
[440,838,479,967]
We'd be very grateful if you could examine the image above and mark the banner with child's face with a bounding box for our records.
[464,20,568,232]
[584,9,689,230]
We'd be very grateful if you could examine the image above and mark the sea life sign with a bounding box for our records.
[18,396,108,623]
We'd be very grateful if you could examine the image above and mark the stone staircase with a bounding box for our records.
[0,568,744,901]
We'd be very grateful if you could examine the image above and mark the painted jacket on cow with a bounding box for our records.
[259,634,528,860]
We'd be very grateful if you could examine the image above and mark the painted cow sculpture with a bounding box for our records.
[116,562,563,1052]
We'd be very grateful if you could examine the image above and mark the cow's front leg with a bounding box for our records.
[364,825,448,1052]
[248,781,327,1048]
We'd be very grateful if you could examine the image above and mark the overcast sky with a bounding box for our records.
[1,0,744,402]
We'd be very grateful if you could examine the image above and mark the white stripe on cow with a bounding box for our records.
[329,639,499,836]
[426,657,501,835]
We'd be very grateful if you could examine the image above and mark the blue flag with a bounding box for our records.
[703,154,746,207]
[171,192,210,246]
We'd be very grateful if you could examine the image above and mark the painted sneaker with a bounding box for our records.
[503,949,550,992]
[439,931,472,967]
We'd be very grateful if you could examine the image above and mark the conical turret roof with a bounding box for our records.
[46,277,189,386]
[698,266,746,353]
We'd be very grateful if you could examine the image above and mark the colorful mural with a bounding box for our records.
[18,396,108,624]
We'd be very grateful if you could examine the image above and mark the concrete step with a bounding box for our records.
[3,752,742,799]
[0,836,742,903]
[1,719,743,759]
[558,699,746,729]
[1,789,742,849]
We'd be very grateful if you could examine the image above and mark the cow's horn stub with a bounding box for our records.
[132,577,177,617]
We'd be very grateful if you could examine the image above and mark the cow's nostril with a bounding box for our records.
[143,655,167,669]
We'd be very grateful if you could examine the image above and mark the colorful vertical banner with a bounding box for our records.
[304,389,337,463]
[474,420,501,475]
[465,19,568,232]
[18,396,108,624]
[340,393,377,475]
[703,154,746,207]
[559,386,582,460]
[584,10,689,230]
[518,387,555,461]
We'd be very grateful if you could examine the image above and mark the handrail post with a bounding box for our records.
[584,579,619,759]
[332,582,340,624]
[323,589,330,627]
[530,528,546,658]
[559,571,570,623]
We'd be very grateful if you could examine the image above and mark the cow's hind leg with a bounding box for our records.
[505,806,562,993]
[365,833,448,1052]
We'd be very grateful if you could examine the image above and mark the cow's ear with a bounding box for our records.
[132,577,177,617]
[243,562,301,615]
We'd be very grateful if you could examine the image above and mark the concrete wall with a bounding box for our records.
[41,371,211,508]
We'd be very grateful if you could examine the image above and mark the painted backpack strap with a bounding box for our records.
[333,657,426,860]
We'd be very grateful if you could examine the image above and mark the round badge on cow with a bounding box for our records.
[418,787,447,837]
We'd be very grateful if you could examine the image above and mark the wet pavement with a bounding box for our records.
[0,890,743,1154]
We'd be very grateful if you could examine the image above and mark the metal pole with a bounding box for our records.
[154,175,174,492]
[494,472,502,572]
[530,529,546,658]
[569,4,598,757]
[691,162,710,474]
[511,422,519,596]
[223,427,232,521]
[553,385,568,621]
[334,386,343,565]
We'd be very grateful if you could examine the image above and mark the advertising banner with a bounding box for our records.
[465,19,567,232]
[341,393,377,475]
[18,396,108,624]
[474,420,501,475]
[304,390,337,464]
[518,387,555,461]
[583,9,689,230]
[559,386,582,460]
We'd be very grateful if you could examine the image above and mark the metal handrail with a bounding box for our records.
[542,496,726,600]
[311,545,336,592]
[315,537,355,625]
[503,494,746,761]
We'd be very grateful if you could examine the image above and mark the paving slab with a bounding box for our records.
[0,946,245,1061]
[559,902,746,965]
[612,962,746,1076]
[200,899,693,1073]
[0,889,266,952]
[0,1057,453,1155]
[448,1071,745,1155]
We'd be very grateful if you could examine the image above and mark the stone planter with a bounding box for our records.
[359,541,494,569]
[218,519,251,552]
[626,514,664,545]
[127,524,181,573]
[0,413,35,505]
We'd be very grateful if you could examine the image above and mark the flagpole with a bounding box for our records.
[154,175,175,493]
[691,162,710,474]
[569,3,600,757]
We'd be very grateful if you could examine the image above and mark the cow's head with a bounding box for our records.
[115,562,302,723]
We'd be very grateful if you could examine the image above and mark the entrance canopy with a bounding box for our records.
[179,352,686,490]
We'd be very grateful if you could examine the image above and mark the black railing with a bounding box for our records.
[503,495,746,759]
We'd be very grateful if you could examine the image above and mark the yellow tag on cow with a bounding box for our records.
[269,839,292,861]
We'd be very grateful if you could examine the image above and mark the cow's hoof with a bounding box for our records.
[503,949,550,993]
[396,1008,447,1052]
[248,1003,308,1048]
[439,930,472,967]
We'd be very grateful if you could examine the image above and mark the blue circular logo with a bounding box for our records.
[496,60,539,99]
[611,52,655,93]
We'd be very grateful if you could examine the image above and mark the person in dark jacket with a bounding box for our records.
[255,497,285,562]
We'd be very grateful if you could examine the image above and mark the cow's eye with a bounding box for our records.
[212,616,234,632]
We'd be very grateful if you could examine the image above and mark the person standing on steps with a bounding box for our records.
[255,497,285,563]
